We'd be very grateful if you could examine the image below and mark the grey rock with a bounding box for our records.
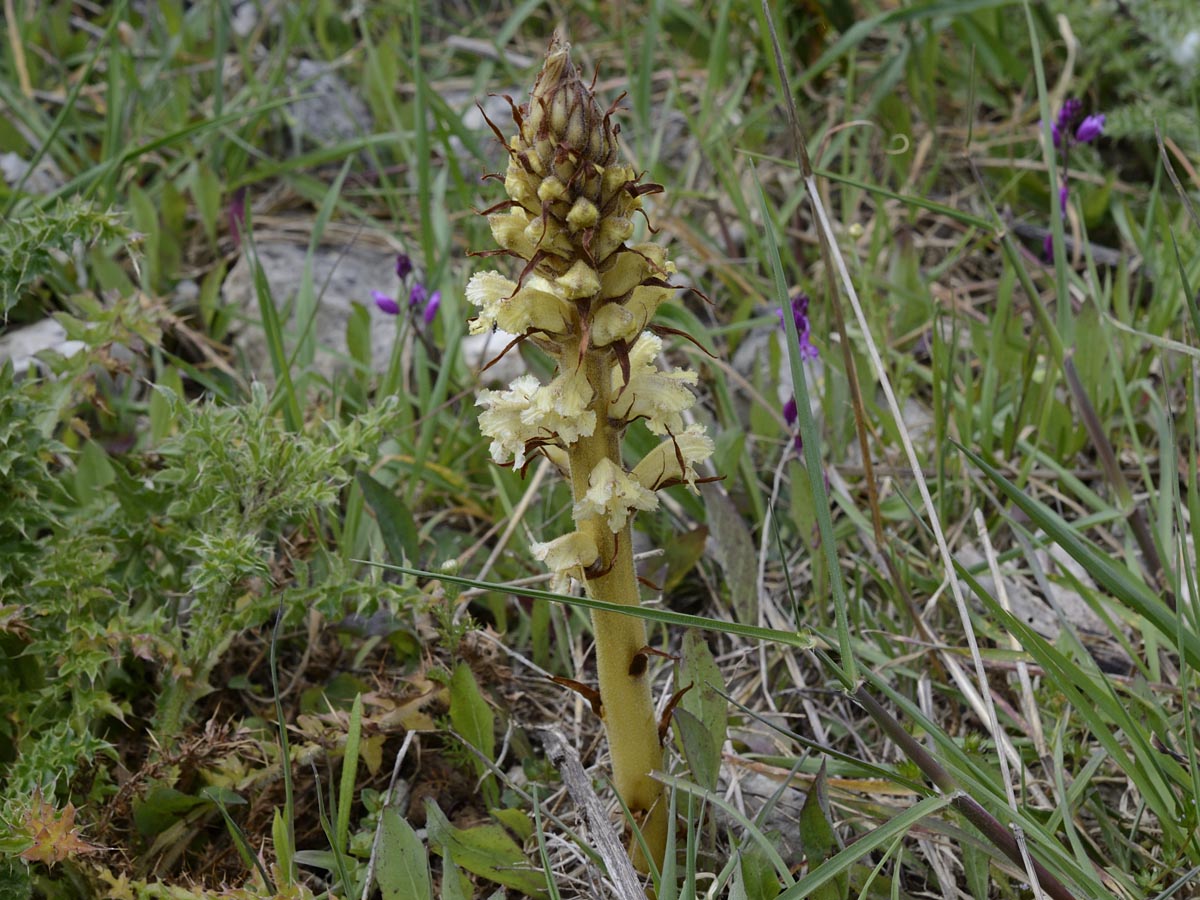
[222,238,402,382]
[288,59,373,150]
[0,151,65,195]
[0,318,86,377]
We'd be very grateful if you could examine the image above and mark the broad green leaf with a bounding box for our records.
[440,855,472,900]
[132,786,208,836]
[963,839,990,900]
[376,808,431,900]
[798,763,847,900]
[188,160,222,245]
[678,630,729,758]
[272,807,293,887]
[357,471,420,565]
[489,807,534,843]
[673,707,720,791]
[737,848,784,900]
[74,440,115,504]
[662,525,708,592]
[450,662,495,765]
[347,301,372,369]
[425,801,547,899]
[702,483,758,622]
[449,662,496,806]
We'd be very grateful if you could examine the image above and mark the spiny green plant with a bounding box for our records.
[0,199,134,317]
[467,35,715,871]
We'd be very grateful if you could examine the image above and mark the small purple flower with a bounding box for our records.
[1059,184,1070,214]
[409,282,428,310]
[1074,114,1105,144]
[1042,233,1054,262]
[395,253,414,280]
[1051,97,1082,148]
[372,290,400,315]
[778,292,820,361]
[782,395,798,427]
[423,290,441,326]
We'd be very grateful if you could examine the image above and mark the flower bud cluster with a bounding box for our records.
[468,37,713,587]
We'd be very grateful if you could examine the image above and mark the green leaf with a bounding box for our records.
[376,808,432,900]
[357,471,420,565]
[490,806,534,843]
[777,795,953,900]
[132,786,209,836]
[371,562,815,650]
[662,526,708,592]
[336,693,363,853]
[702,484,758,622]
[188,161,222,246]
[673,707,720,791]
[347,301,372,369]
[425,800,547,899]
[450,663,495,803]
[735,848,784,900]
[962,838,990,900]
[73,440,115,505]
[272,807,294,887]
[798,763,847,900]
[676,631,728,791]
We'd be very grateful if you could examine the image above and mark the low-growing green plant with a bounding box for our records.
[0,340,411,865]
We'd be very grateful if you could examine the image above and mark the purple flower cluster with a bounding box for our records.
[779,292,818,451]
[373,253,440,325]
[1042,98,1105,260]
[1050,98,1105,150]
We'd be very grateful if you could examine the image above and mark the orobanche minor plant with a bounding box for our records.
[467,36,714,869]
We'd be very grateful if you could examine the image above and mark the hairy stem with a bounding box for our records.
[567,349,668,870]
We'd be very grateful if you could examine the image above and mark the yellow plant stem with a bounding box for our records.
[567,348,668,871]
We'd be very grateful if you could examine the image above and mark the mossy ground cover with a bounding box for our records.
[2,1,1199,898]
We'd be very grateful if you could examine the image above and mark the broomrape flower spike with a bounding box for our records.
[469,35,714,871]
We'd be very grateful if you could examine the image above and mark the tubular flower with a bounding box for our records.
[573,458,660,533]
[631,424,715,491]
[469,36,713,871]
[531,531,600,592]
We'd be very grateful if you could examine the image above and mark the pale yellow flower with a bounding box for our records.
[631,424,714,491]
[527,364,596,447]
[531,531,600,593]
[466,271,573,337]
[477,374,543,467]
[574,457,659,532]
[609,333,699,435]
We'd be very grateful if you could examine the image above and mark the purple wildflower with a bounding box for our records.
[778,292,820,361]
[1051,97,1082,149]
[423,290,441,326]
[782,395,798,427]
[1059,184,1070,214]
[372,290,400,315]
[409,282,428,310]
[1042,233,1054,262]
[1074,114,1105,144]
[395,253,414,280]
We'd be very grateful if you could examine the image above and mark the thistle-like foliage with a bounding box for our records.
[468,36,713,870]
